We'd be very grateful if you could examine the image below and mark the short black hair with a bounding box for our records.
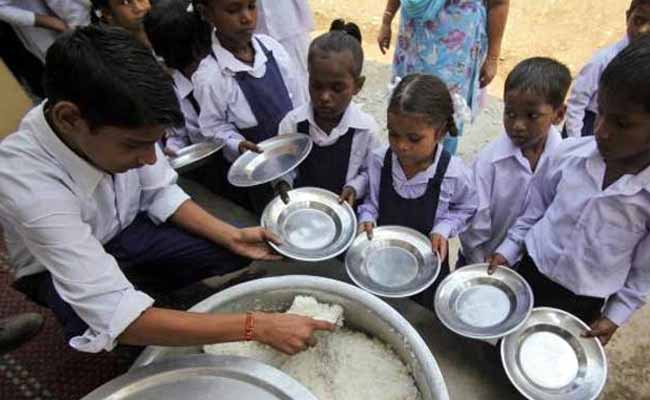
[630,0,650,12]
[504,57,572,109]
[308,19,364,77]
[44,25,184,129]
[601,34,650,112]
[388,73,459,136]
[145,0,212,71]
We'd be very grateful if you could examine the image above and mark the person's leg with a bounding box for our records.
[517,253,604,324]
[105,214,251,292]
[0,313,44,355]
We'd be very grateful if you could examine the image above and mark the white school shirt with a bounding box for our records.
[564,37,629,138]
[357,144,478,239]
[0,0,59,62]
[193,33,308,162]
[277,102,382,198]
[460,127,562,264]
[496,138,650,325]
[0,103,190,352]
[255,0,314,41]
[166,69,205,152]
[44,0,90,27]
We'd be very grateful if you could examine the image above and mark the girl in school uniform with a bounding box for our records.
[192,0,307,212]
[358,73,478,308]
[275,20,380,208]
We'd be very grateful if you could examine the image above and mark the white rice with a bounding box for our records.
[204,296,420,400]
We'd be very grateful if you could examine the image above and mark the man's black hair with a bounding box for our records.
[504,57,572,109]
[144,0,212,71]
[44,25,184,129]
[601,34,650,113]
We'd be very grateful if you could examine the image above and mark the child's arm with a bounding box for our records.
[44,0,90,28]
[431,161,478,241]
[459,156,495,264]
[590,232,650,344]
[0,2,67,32]
[356,148,383,238]
[345,129,382,201]
[565,56,602,138]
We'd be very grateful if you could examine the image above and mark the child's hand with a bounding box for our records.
[485,253,510,275]
[358,222,374,240]
[338,186,357,208]
[238,140,262,154]
[274,181,291,204]
[582,317,619,346]
[430,233,448,261]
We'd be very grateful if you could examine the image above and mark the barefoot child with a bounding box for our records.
[275,20,380,208]
[459,57,571,265]
[488,36,650,345]
[564,0,650,137]
[358,73,477,307]
[192,0,307,212]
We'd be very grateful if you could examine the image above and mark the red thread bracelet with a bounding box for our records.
[244,312,254,341]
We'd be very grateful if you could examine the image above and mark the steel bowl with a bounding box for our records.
[83,354,317,400]
[434,264,533,340]
[228,134,312,187]
[261,187,357,262]
[501,307,607,400]
[168,141,224,174]
[133,276,450,400]
[345,226,441,298]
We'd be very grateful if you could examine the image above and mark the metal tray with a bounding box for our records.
[434,264,533,340]
[501,307,607,400]
[345,226,441,298]
[82,354,317,400]
[168,141,224,174]
[228,134,312,187]
[261,187,357,261]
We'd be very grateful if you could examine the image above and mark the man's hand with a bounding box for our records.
[254,312,336,354]
[430,233,448,261]
[275,181,291,204]
[35,15,68,33]
[238,140,262,154]
[228,227,283,261]
[485,253,510,274]
[358,222,374,240]
[338,186,357,208]
[582,317,618,346]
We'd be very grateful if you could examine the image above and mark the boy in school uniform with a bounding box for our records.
[564,0,650,137]
[0,26,333,354]
[488,36,650,345]
[90,0,151,47]
[144,0,213,155]
[275,21,380,207]
[459,58,571,266]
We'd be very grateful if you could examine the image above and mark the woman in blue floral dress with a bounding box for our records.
[378,0,509,154]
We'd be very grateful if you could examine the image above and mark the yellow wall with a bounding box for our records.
[0,60,32,140]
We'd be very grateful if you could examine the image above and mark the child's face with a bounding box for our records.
[503,90,565,150]
[201,0,257,45]
[595,90,650,163]
[387,111,445,168]
[309,50,364,124]
[104,0,151,31]
[627,4,650,41]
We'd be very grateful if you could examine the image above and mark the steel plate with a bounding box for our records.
[434,264,533,340]
[82,354,317,400]
[345,226,441,298]
[168,141,224,174]
[261,187,356,261]
[501,307,607,400]
[228,134,312,187]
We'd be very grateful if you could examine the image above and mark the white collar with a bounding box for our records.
[491,125,562,164]
[171,69,193,99]
[30,102,105,195]
[210,33,269,78]
[293,103,374,145]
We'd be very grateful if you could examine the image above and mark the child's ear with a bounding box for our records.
[353,76,366,95]
[553,104,567,126]
[50,101,91,137]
